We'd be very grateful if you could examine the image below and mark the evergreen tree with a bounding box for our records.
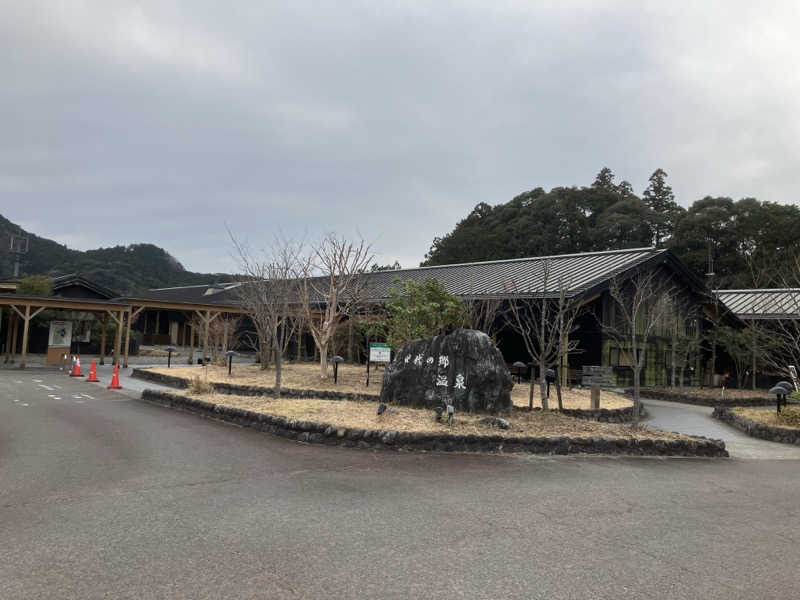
[643,169,684,247]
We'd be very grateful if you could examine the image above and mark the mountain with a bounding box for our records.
[0,214,233,295]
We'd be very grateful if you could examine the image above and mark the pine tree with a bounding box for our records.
[643,169,683,247]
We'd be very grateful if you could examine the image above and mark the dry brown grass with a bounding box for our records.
[182,391,683,441]
[148,363,632,410]
[733,406,800,430]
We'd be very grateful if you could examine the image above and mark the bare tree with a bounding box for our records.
[604,270,678,422]
[505,262,582,410]
[298,234,373,379]
[232,235,302,398]
[464,297,506,341]
[668,299,700,388]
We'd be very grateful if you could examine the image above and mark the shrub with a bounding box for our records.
[189,376,214,395]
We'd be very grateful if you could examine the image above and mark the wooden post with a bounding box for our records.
[123,306,143,368]
[222,318,229,354]
[154,311,160,337]
[188,322,195,364]
[123,309,132,368]
[751,328,757,391]
[113,310,123,366]
[20,305,31,369]
[202,311,210,366]
[100,314,107,365]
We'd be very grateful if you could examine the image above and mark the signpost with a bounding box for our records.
[581,365,614,388]
[366,343,391,387]
[582,365,614,410]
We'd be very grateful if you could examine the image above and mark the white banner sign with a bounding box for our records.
[369,343,391,363]
[48,321,73,348]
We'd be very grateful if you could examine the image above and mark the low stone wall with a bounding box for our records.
[140,389,728,457]
[636,388,787,408]
[712,407,800,445]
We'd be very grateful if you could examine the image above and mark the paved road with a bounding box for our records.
[2,371,800,599]
[642,398,800,459]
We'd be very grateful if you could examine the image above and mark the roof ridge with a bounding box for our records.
[384,247,660,276]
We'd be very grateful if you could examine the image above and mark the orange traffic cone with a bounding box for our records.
[71,357,84,377]
[87,360,100,382]
[108,364,122,390]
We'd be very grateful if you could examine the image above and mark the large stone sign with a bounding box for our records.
[380,329,513,414]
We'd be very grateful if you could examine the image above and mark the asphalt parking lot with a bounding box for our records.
[1,370,799,599]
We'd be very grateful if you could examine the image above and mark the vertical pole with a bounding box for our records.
[751,328,757,391]
[123,308,133,368]
[296,319,303,362]
[100,314,108,365]
[20,305,31,369]
[0,307,3,356]
[188,322,195,364]
[154,311,160,338]
[202,311,210,366]
[113,310,123,366]
[222,318,229,354]
[4,311,13,362]
[560,330,568,388]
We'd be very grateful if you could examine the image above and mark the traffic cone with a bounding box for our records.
[108,364,122,390]
[87,360,100,382]
[71,356,84,377]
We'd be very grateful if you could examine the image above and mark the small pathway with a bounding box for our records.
[642,397,800,459]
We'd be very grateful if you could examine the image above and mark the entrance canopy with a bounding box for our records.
[0,294,246,369]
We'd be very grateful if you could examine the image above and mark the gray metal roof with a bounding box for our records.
[714,289,800,320]
[357,247,668,300]
[126,248,676,307]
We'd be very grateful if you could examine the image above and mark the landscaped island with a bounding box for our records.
[142,363,634,411]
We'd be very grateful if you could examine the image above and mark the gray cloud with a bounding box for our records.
[2,1,798,272]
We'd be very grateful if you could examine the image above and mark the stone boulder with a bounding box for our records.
[380,329,513,414]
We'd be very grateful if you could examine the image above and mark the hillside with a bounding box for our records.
[0,214,232,295]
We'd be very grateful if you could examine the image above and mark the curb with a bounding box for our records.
[140,389,729,457]
[712,407,800,445]
[635,388,792,408]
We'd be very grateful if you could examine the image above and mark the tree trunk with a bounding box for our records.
[710,330,717,386]
[539,358,548,410]
[528,376,534,410]
[319,343,328,378]
[632,366,641,424]
[679,367,685,388]
[671,341,677,388]
[274,341,282,399]
[752,331,757,391]
[555,369,563,410]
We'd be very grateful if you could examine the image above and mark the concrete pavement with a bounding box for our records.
[642,397,800,459]
[1,370,800,599]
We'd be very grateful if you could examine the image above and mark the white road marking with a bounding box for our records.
[53,396,61,400]
[38,384,54,391]
[32,379,42,383]
[13,399,19,403]
[21,403,29,407]
[47,394,56,398]
[82,394,95,400]
[71,394,82,399]
[15,380,23,384]
[53,385,62,389]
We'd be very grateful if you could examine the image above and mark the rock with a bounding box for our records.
[479,416,511,430]
[380,328,513,414]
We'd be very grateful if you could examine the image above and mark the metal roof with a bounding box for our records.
[130,247,671,306]
[356,247,669,300]
[714,289,800,320]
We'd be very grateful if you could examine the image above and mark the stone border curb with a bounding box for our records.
[712,407,800,445]
[140,389,728,457]
[634,388,792,408]
[133,368,641,422]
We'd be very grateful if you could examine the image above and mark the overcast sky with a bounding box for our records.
[2,1,799,273]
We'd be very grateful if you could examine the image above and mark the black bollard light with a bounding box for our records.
[512,361,527,384]
[226,350,236,376]
[546,368,556,399]
[165,347,176,369]
[332,355,344,384]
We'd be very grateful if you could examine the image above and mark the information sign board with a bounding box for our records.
[370,343,391,363]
